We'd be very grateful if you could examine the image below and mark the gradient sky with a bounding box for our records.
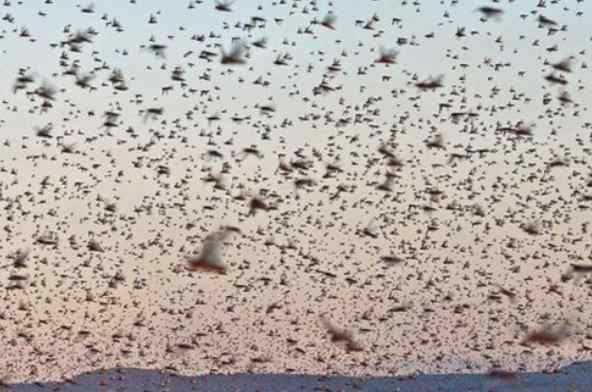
[0,0,591,383]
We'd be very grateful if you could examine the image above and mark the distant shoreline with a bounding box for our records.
[5,361,592,391]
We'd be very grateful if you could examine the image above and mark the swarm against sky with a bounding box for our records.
[1,0,592,383]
